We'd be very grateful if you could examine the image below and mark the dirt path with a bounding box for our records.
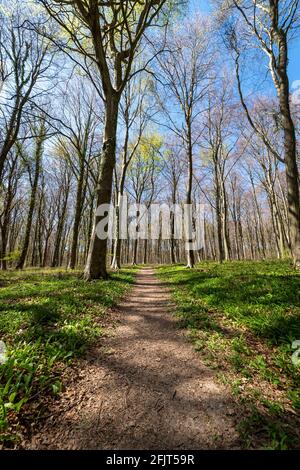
[27,268,240,450]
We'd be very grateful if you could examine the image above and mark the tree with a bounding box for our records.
[160,140,185,263]
[228,172,246,260]
[54,81,101,269]
[16,118,47,269]
[224,0,300,268]
[126,134,163,265]
[154,17,213,267]
[111,74,151,270]
[50,158,72,268]
[0,150,23,269]
[201,77,240,262]
[0,1,55,182]
[41,0,174,279]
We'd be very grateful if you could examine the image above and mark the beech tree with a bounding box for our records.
[41,0,175,279]
[50,159,72,268]
[111,76,150,270]
[1,1,299,271]
[54,82,101,270]
[126,134,162,265]
[0,2,55,182]
[223,0,300,268]
[16,118,47,269]
[0,150,23,269]
[160,141,185,263]
[154,17,213,267]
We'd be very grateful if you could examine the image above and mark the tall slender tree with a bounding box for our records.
[224,0,300,268]
[16,118,46,269]
[41,0,175,279]
[0,2,55,182]
[154,17,213,267]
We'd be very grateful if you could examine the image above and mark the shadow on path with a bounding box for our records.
[27,268,241,450]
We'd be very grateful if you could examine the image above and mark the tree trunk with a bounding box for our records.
[132,239,138,265]
[69,162,84,269]
[216,180,224,263]
[269,24,300,267]
[277,40,300,267]
[143,239,148,265]
[186,126,195,269]
[0,228,8,270]
[16,135,43,270]
[170,188,177,264]
[42,234,50,267]
[86,192,95,260]
[250,177,266,258]
[52,223,64,267]
[111,169,126,271]
[84,94,119,280]
[111,203,122,270]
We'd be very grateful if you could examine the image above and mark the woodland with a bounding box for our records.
[0,0,299,451]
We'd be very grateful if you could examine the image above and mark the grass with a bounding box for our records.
[158,260,300,449]
[0,267,134,447]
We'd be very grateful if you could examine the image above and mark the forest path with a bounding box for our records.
[27,268,240,449]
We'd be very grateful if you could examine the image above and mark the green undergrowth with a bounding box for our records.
[0,267,134,446]
[158,260,300,449]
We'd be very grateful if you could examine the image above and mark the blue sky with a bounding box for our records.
[190,0,300,85]
[289,40,300,83]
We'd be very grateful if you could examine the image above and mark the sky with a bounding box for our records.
[190,0,300,86]
[289,40,300,84]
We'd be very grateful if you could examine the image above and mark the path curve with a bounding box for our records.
[27,268,240,449]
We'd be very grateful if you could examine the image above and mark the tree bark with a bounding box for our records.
[277,34,300,267]
[84,94,119,280]
[69,160,85,269]
[111,168,126,271]
[186,125,195,269]
[16,134,43,270]
[132,239,138,265]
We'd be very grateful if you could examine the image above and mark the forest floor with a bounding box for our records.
[0,268,134,447]
[23,267,241,450]
[158,261,300,449]
[1,262,299,449]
